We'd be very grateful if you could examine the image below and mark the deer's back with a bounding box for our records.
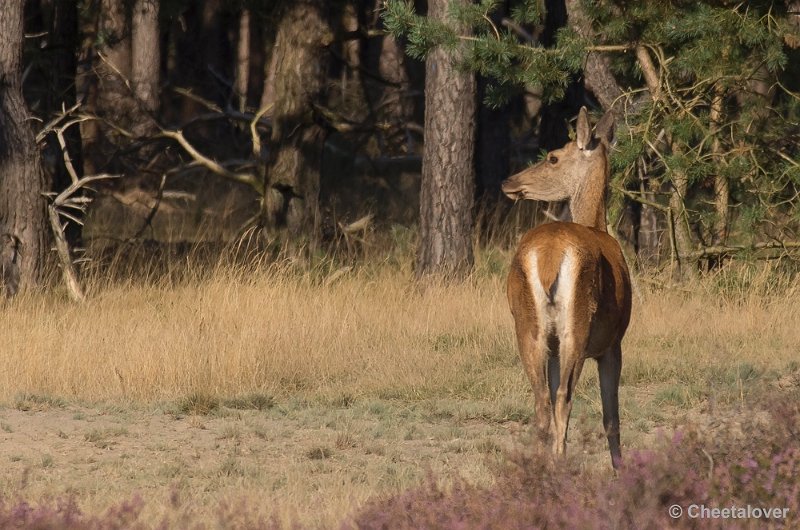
[507,222,631,356]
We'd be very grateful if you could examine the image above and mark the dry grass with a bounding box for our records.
[1,255,797,406]
[0,260,521,404]
[1,252,798,526]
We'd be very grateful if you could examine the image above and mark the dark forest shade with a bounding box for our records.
[0,0,796,297]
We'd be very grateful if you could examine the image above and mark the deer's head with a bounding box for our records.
[501,107,615,229]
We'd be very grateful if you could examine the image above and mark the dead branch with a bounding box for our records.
[157,128,263,193]
[686,241,800,259]
[132,174,168,239]
[35,101,83,143]
[47,173,119,302]
[635,45,662,102]
[251,104,273,160]
[612,185,669,212]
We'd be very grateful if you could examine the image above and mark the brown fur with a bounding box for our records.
[508,223,631,356]
[502,108,631,468]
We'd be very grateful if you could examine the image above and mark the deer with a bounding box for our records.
[501,107,632,469]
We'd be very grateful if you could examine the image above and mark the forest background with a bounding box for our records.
[0,1,799,528]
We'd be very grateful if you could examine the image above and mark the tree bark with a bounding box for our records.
[82,0,133,175]
[340,2,360,98]
[709,86,728,245]
[667,159,696,279]
[235,8,250,112]
[131,0,160,116]
[362,3,414,156]
[260,39,278,112]
[416,0,476,280]
[565,0,624,118]
[0,0,50,294]
[264,0,332,244]
[637,160,660,266]
[375,34,413,154]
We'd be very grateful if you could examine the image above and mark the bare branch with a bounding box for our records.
[132,174,168,239]
[158,128,263,193]
[47,173,119,303]
[686,241,800,259]
[56,117,93,184]
[172,87,223,113]
[612,185,669,212]
[35,101,83,143]
[251,104,273,159]
[635,45,662,101]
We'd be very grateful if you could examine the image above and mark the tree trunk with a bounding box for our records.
[130,0,160,165]
[668,158,696,279]
[235,8,250,112]
[0,0,50,294]
[264,0,332,244]
[416,0,476,280]
[82,0,132,175]
[375,34,414,154]
[340,2,360,99]
[131,0,160,116]
[637,161,661,267]
[565,0,624,118]
[634,45,697,278]
[260,39,278,112]
[363,2,414,156]
[709,86,728,245]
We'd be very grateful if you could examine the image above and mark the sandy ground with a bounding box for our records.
[0,399,560,526]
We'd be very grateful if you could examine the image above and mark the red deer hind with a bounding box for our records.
[502,107,632,468]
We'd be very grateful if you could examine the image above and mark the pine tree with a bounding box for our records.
[384,0,800,272]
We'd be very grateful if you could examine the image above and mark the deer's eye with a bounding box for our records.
[548,155,558,164]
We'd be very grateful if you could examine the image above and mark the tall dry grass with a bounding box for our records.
[1,250,798,406]
[0,255,517,403]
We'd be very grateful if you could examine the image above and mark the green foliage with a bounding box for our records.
[386,0,800,253]
[510,0,544,25]
[383,0,582,106]
[382,0,416,36]
[590,1,800,249]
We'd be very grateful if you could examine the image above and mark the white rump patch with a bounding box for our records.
[554,249,577,342]
[525,248,577,348]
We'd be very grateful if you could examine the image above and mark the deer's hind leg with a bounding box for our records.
[513,316,553,446]
[552,337,587,457]
[598,341,622,468]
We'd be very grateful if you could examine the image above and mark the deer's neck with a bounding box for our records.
[569,153,609,231]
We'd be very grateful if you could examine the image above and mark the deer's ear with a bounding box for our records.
[594,110,615,148]
[576,106,591,150]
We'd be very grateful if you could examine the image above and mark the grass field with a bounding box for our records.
[1,251,798,527]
